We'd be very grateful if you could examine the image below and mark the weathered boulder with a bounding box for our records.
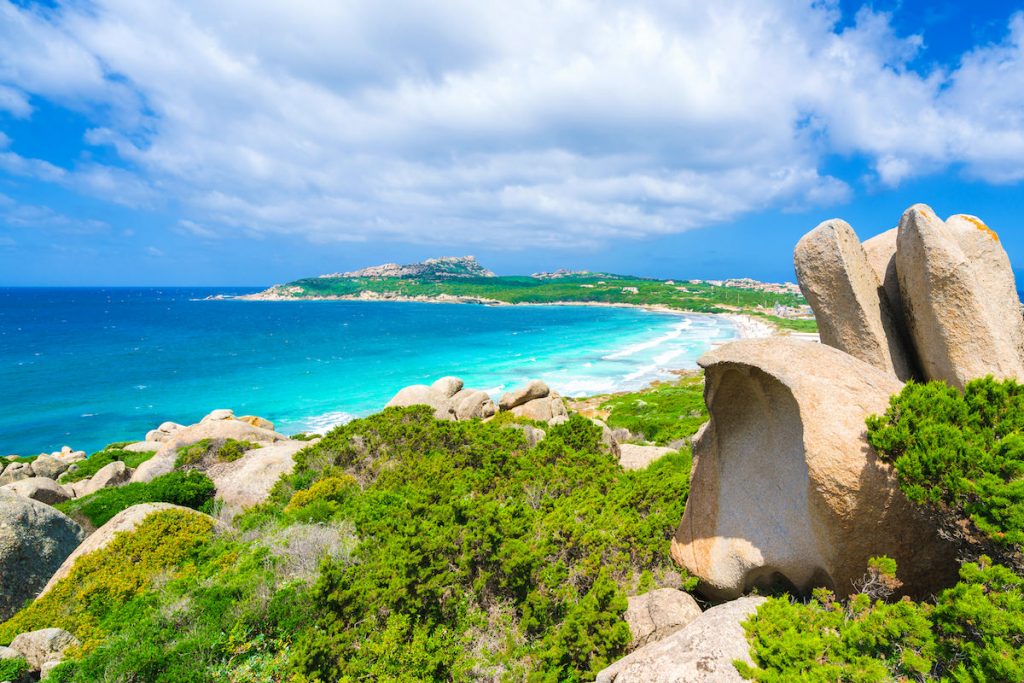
[206,440,309,511]
[386,384,453,420]
[862,227,908,335]
[146,420,185,442]
[203,408,235,422]
[510,394,568,422]
[896,204,1024,388]
[619,444,675,471]
[624,589,703,650]
[451,389,497,420]
[596,596,765,683]
[40,503,210,596]
[946,213,1024,359]
[122,441,159,453]
[506,424,546,447]
[130,418,290,484]
[0,462,31,486]
[1,477,70,506]
[236,415,275,431]
[76,461,130,497]
[431,376,464,399]
[0,490,84,620]
[28,455,68,480]
[794,219,916,380]
[499,380,551,411]
[8,628,78,670]
[590,418,621,458]
[672,338,958,601]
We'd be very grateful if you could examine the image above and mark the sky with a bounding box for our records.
[1,0,1023,286]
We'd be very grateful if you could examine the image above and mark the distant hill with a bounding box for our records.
[320,256,495,280]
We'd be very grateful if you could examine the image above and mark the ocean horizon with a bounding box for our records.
[0,287,736,455]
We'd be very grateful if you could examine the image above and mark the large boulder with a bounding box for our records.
[672,338,958,601]
[8,628,78,670]
[595,596,765,683]
[1,477,70,506]
[619,444,675,471]
[509,391,568,422]
[862,227,909,337]
[450,389,497,420]
[0,490,84,620]
[28,455,69,480]
[431,376,464,399]
[206,440,309,511]
[794,219,916,380]
[386,384,453,420]
[499,380,551,411]
[896,204,1024,388]
[39,503,210,597]
[75,460,130,497]
[624,589,703,650]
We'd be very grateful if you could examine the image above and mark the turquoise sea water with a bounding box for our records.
[0,288,736,455]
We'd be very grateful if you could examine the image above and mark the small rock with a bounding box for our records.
[0,462,31,486]
[9,628,79,670]
[618,444,674,471]
[27,455,68,480]
[451,389,497,420]
[507,424,546,447]
[625,588,703,650]
[203,409,235,422]
[76,461,130,497]
[40,660,63,679]
[158,421,184,433]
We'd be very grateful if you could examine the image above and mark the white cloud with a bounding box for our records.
[0,1,1022,248]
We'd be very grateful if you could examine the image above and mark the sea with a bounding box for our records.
[0,287,737,456]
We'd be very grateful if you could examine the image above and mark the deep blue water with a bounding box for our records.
[0,288,736,455]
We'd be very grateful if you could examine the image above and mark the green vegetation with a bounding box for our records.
[599,375,707,445]
[278,271,813,321]
[0,657,28,681]
[60,444,156,484]
[175,438,259,468]
[746,311,819,333]
[55,471,216,528]
[739,377,1024,681]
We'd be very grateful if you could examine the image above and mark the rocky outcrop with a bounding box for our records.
[386,377,502,421]
[0,490,84,620]
[386,384,453,420]
[624,589,703,650]
[498,381,568,422]
[499,380,551,411]
[0,462,31,486]
[794,219,916,380]
[672,339,958,601]
[450,389,497,420]
[896,204,1024,388]
[619,444,675,471]
[206,440,310,512]
[861,227,908,338]
[596,596,765,683]
[39,503,211,597]
[8,628,78,670]
[0,477,70,506]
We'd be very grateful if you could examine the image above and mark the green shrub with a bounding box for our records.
[275,407,692,681]
[55,471,216,528]
[600,375,707,444]
[60,446,156,484]
[176,438,259,468]
[0,657,28,681]
[866,377,1024,568]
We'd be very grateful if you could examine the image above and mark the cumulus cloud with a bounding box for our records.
[0,0,1022,248]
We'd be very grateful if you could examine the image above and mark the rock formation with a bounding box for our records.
[896,204,1024,388]
[618,444,675,471]
[794,219,916,380]
[0,490,84,620]
[624,588,703,650]
[0,477,71,505]
[207,439,311,512]
[672,338,958,601]
[7,628,78,671]
[596,596,765,683]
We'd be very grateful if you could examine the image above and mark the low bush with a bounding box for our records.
[600,375,707,444]
[176,438,259,468]
[55,471,216,528]
[60,446,156,484]
[0,657,28,681]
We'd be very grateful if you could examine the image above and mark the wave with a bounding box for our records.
[298,410,359,434]
[602,319,693,360]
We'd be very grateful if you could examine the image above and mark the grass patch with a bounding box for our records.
[55,471,216,528]
[175,438,259,468]
[60,446,156,484]
[600,375,707,445]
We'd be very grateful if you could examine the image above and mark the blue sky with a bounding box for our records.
[1,0,1023,286]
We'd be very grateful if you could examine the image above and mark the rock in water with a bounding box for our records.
[0,490,84,620]
[794,219,916,380]
[896,204,1024,388]
[672,339,958,601]
[624,588,703,650]
[596,596,765,683]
